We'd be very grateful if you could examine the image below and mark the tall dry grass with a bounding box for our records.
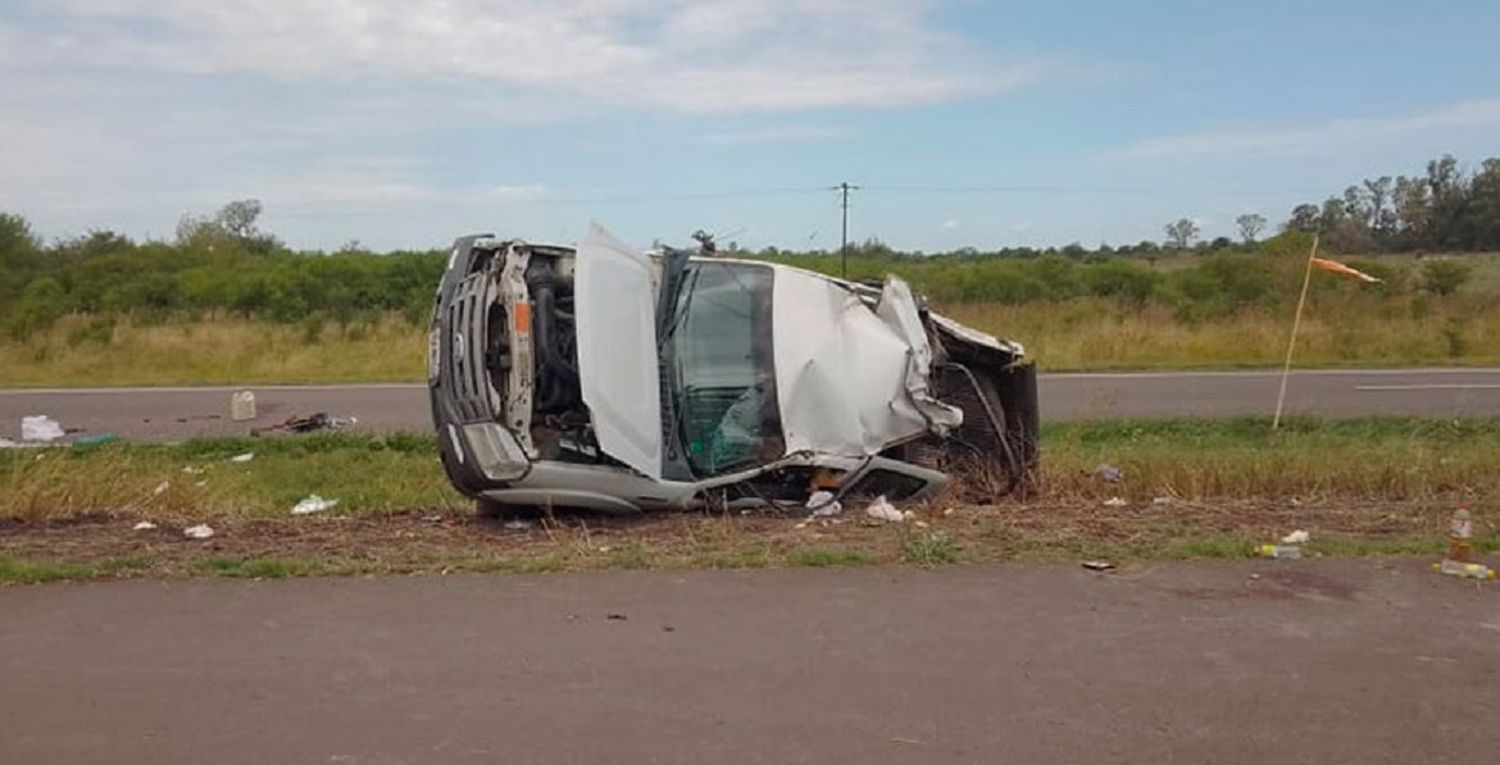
[4,287,1500,387]
[940,296,1500,370]
[1,313,426,387]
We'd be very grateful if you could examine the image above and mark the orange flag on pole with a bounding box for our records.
[1310,257,1380,283]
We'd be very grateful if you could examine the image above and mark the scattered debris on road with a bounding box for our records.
[864,495,907,522]
[132,521,158,531]
[230,390,257,421]
[291,495,339,516]
[1081,560,1117,571]
[1432,560,1495,579]
[1447,505,1473,562]
[1255,544,1303,559]
[73,432,119,447]
[21,415,65,443]
[183,524,215,540]
[252,412,357,437]
[606,613,628,621]
[806,490,843,518]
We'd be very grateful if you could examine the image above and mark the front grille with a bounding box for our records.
[445,274,499,422]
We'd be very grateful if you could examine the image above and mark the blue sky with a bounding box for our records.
[2,0,1498,252]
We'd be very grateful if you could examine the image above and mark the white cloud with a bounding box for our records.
[11,0,1037,114]
[692,125,854,145]
[1108,99,1500,161]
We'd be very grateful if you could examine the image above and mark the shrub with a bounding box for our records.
[1422,260,1473,296]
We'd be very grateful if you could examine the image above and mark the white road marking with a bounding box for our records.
[1046,367,1500,380]
[1356,384,1500,391]
[0,383,428,395]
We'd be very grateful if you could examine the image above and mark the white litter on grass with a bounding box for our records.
[182,465,204,475]
[1094,463,1124,483]
[291,495,339,516]
[806,490,843,517]
[132,521,158,531]
[183,524,215,540]
[0,437,18,448]
[21,415,65,442]
[1102,497,1129,508]
[1281,529,1311,545]
[864,495,905,522]
[229,453,255,463]
[153,481,170,496]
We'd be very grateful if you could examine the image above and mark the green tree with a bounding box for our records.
[1235,213,1267,244]
[7,276,68,338]
[1164,218,1199,249]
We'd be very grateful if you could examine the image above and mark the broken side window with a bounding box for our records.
[670,262,783,476]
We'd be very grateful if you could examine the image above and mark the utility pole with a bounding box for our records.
[831,182,860,278]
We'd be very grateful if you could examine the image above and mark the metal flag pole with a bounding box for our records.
[1272,233,1320,430]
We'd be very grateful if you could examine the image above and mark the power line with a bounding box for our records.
[830,182,861,278]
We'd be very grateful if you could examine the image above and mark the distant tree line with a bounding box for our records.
[1157,154,1500,253]
[3,156,1495,339]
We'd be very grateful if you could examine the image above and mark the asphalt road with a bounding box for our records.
[3,368,1500,442]
[3,559,1497,764]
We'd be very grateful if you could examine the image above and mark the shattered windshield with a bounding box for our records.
[669,261,783,476]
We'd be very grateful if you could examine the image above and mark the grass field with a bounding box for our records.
[4,417,1495,581]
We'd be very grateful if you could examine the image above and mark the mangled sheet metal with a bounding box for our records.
[772,271,962,457]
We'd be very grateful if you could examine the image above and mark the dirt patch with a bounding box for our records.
[0,496,1466,581]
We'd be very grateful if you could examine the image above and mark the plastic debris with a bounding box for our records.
[806,490,843,517]
[1281,529,1311,545]
[1433,559,1496,580]
[183,524,215,540]
[1151,496,1174,506]
[864,495,905,522]
[1102,496,1128,508]
[291,495,339,516]
[503,518,536,531]
[74,432,119,447]
[0,437,17,448]
[153,481,170,496]
[21,415,65,442]
[229,452,255,463]
[1081,560,1116,571]
[1094,463,1124,483]
[230,390,257,421]
[132,521,158,531]
[1255,544,1303,559]
[1448,505,1474,562]
[252,412,355,437]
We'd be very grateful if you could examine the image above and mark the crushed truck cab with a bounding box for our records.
[430,225,1038,515]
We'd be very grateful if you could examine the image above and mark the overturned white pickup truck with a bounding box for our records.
[429,225,1038,515]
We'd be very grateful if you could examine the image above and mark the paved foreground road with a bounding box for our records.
[4,367,1500,442]
[3,559,1497,764]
